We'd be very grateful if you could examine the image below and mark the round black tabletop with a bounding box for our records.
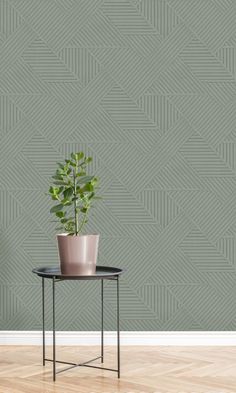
[32,266,123,280]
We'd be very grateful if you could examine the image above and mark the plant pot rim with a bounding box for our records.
[57,233,99,237]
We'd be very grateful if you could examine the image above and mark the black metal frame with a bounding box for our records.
[42,275,120,382]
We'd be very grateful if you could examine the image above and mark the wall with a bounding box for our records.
[1,0,236,331]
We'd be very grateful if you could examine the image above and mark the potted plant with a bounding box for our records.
[48,152,100,275]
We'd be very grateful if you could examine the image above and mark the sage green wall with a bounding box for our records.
[1,0,236,331]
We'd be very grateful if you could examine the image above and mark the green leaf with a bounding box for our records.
[71,153,76,160]
[60,216,74,224]
[77,176,94,184]
[50,204,64,213]
[63,188,73,199]
[61,197,70,205]
[88,192,95,200]
[56,211,65,218]
[91,177,98,186]
[77,171,86,177]
[49,186,55,194]
[66,221,74,227]
[80,207,88,213]
[75,152,84,160]
[84,183,94,192]
[52,175,63,181]
[86,156,92,163]
[65,221,75,232]
[60,218,69,224]
[56,169,65,175]
[51,195,58,200]
[53,181,68,185]
[57,163,64,169]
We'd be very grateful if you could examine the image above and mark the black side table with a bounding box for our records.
[32,266,123,381]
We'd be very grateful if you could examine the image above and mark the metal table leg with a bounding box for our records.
[42,275,120,380]
[101,279,104,363]
[117,276,120,378]
[53,276,56,381]
[42,278,45,366]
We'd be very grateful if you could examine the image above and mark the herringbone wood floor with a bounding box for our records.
[1,346,236,393]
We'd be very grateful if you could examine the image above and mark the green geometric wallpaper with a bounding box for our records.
[1,0,236,331]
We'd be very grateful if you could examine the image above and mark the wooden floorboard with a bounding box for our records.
[1,346,236,392]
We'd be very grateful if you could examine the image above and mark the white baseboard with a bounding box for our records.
[1,331,236,346]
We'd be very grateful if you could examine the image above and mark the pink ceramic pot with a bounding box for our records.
[57,234,99,275]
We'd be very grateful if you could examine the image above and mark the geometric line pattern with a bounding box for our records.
[0,0,236,330]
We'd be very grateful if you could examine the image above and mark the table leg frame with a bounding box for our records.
[101,279,104,363]
[42,277,45,366]
[117,275,120,378]
[52,276,56,381]
[42,276,120,381]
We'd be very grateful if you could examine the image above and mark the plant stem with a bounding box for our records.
[77,210,88,235]
[73,168,78,235]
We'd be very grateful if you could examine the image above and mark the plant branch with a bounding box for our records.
[49,152,99,236]
[73,168,78,235]
[77,209,88,235]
